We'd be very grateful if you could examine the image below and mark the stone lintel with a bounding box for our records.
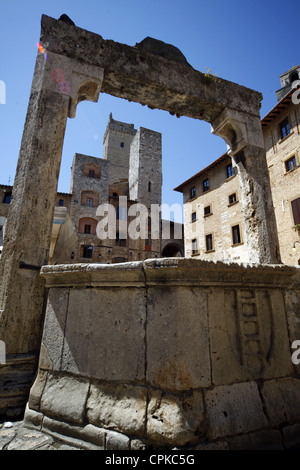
[40,15,262,123]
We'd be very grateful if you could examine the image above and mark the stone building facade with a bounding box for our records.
[1,114,183,264]
[64,114,163,265]
[174,154,249,263]
[175,67,300,266]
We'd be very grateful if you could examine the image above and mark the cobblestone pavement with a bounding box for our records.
[0,420,80,450]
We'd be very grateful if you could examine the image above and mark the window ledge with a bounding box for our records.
[228,201,239,207]
[284,165,299,176]
[191,251,200,256]
[231,242,244,247]
[225,174,236,182]
[205,249,215,254]
[279,130,294,144]
[204,213,213,218]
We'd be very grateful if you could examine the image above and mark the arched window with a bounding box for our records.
[81,190,99,206]
[82,162,101,178]
[78,217,98,235]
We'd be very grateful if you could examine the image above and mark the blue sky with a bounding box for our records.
[0,0,299,221]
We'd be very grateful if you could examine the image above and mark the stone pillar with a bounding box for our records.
[0,49,103,417]
[211,108,281,264]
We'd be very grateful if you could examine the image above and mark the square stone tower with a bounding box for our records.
[129,127,162,211]
[103,113,137,184]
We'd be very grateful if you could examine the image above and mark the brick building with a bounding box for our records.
[175,67,300,265]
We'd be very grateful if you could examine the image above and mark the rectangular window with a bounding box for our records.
[191,212,196,222]
[226,164,234,178]
[204,205,211,216]
[203,178,209,192]
[58,199,64,206]
[190,187,196,199]
[81,245,93,258]
[84,224,91,234]
[229,193,237,205]
[145,240,152,252]
[279,117,291,139]
[86,198,93,207]
[285,156,297,172]
[88,169,95,178]
[192,238,198,255]
[116,232,127,247]
[205,234,213,252]
[291,197,300,225]
[232,225,241,245]
[120,142,124,148]
[3,192,11,204]
[118,206,127,220]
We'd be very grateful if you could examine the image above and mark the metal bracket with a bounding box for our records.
[19,261,41,271]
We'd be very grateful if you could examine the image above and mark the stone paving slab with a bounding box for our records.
[0,420,80,450]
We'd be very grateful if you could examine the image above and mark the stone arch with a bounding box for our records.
[82,162,101,179]
[162,243,183,258]
[81,190,99,206]
[78,217,98,235]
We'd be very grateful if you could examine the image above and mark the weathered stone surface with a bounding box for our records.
[205,382,268,439]
[28,369,48,411]
[40,373,89,424]
[6,426,54,450]
[146,286,211,390]
[130,438,146,450]
[0,421,23,450]
[261,378,300,427]
[39,288,69,371]
[42,416,105,449]
[23,405,43,430]
[194,441,229,450]
[41,15,262,122]
[282,423,300,449]
[16,260,300,448]
[86,382,147,436]
[208,287,293,385]
[61,287,146,381]
[228,429,283,450]
[285,288,300,343]
[106,430,130,450]
[135,37,191,67]
[146,390,204,446]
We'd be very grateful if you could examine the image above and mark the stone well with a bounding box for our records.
[23,258,300,450]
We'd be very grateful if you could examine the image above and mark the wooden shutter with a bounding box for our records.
[291,198,300,225]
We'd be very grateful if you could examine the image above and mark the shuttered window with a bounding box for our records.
[291,198,300,225]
